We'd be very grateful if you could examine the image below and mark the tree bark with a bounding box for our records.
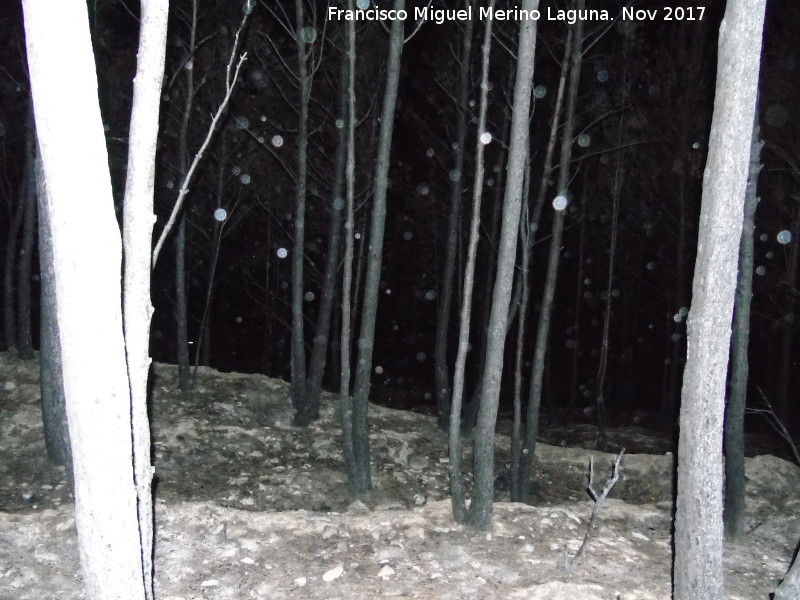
[350,0,406,493]
[175,0,197,391]
[449,0,496,523]
[36,154,71,473]
[673,1,766,597]
[304,38,348,425]
[434,4,472,431]
[121,2,168,597]
[291,0,310,424]
[340,0,357,490]
[16,112,37,360]
[23,1,147,597]
[723,118,762,539]
[466,0,539,530]
[518,0,584,505]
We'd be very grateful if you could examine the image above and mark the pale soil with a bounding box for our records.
[0,354,798,599]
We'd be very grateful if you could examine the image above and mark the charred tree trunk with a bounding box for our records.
[449,0,496,523]
[724,117,762,539]
[518,0,584,505]
[434,5,473,431]
[290,0,310,424]
[16,114,37,360]
[350,0,406,492]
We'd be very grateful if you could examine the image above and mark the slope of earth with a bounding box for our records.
[0,353,798,599]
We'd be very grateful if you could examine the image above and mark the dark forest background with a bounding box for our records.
[2,0,799,434]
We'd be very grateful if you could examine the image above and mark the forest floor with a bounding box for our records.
[0,353,798,599]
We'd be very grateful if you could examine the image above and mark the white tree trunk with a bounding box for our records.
[23,1,146,598]
[673,0,766,597]
[122,1,169,598]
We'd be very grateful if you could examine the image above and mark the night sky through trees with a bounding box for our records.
[1,0,799,436]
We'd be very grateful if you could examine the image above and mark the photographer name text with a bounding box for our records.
[328,6,707,25]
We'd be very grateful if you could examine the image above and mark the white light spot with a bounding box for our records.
[304,291,314,302]
[166,180,174,190]
[533,85,547,98]
[302,27,317,44]
[271,135,284,147]
[335,118,345,129]
[597,69,608,82]
[375,366,383,374]
[756,265,766,276]
[214,208,228,222]
[577,133,591,148]
[235,316,243,323]
[355,232,361,240]
[425,290,437,301]
[426,148,435,158]
[403,231,413,241]
[277,248,288,258]
[553,195,568,211]
[240,173,251,184]
[185,59,193,71]
[777,230,792,245]
[646,261,656,271]
[480,131,492,145]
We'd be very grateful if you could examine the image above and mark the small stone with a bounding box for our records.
[294,576,307,587]
[200,579,219,588]
[378,565,395,578]
[323,565,344,582]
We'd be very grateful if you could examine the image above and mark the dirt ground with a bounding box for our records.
[0,353,798,599]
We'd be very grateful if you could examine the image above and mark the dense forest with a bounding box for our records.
[1,0,800,598]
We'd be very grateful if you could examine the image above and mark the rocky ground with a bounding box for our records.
[0,354,798,599]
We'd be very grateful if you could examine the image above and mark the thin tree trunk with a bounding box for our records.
[291,0,310,424]
[350,0,406,493]
[724,116,762,539]
[673,1,766,597]
[121,3,168,598]
[37,153,71,474]
[304,41,348,425]
[24,1,147,595]
[518,0,585,505]
[340,0,357,490]
[3,183,23,354]
[568,189,587,411]
[175,0,197,391]
[16,116,37,360]
[466,0,539,530]
[449,0,496,523]
[510,25,573,501]
[434,4,473,431]
[775,203,800,423]
[595,127,625,452]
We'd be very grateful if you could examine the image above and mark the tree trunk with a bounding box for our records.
[23,1,148,596]
[291,0,310,424]
[175,0,197,391]
[434,4,473,431]
[36,154,71,474]
[122,2,168,597]
[16,113,37,360]
[340,0,357,490]
[350,0,406,493]
[775,203,800,424]
[518,0,585,505]
[673,1,766,597]
[466,0,539,530]
[304,40,348,425]
[774,545,800,600]
[449,0,496,523]
[724,117,762,539]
